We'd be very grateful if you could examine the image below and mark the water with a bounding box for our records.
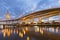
[0,26,60,40]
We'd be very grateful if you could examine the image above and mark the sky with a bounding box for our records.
[0,0,60,20]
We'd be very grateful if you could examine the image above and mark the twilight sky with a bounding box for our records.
[0,0,60,20]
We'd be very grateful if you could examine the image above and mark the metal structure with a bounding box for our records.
[17,8,60,23]
[0,8,60,28]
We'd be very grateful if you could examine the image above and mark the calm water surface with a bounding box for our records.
[0,26,60,40]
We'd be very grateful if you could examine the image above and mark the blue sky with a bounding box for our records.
[0,0,60,20]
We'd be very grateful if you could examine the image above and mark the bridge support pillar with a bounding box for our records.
[39,17,42,23]
[30,19,34,23]
[22,20,28,24]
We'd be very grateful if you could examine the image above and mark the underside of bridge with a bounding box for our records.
[17,8,60,24]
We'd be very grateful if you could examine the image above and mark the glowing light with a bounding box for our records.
[52,27,54,32]
[2,29,11,37]
[5,12,10,20]
[25,27,28,31]
[28,22,31,24]
[35,27,39,32]
[16,30,18,34]
[22,29,26,35]
[56,27,59,33]
[19,32,23,38]
[27,37,30,40]
[0,25,3,29]
[34,26,39,32]
[39,27,44,35]
[3,32,6,37]
[7,30,11,37]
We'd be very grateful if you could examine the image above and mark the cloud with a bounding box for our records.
[0,0,60,19]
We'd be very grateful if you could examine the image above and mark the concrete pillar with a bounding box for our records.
[39,17,42,23]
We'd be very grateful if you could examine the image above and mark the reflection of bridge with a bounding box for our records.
[0,8,60,28]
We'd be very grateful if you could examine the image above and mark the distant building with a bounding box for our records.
[5,11,10,20]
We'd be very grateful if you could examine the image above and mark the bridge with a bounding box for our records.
[0,8,60,28]
[17,8,60,24]
[0,19,18,29]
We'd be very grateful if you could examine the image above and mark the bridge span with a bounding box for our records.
[0,8,60,28]
[17,8,60,24]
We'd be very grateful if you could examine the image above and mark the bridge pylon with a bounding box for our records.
[38,17,42,23]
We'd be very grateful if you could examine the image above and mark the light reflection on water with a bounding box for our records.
[56,27,59,33]
[0,26,60,40]
[19,32,23,38]
[2,29,11,37]
[39,27,44,35]
[42,27,60,34]
[27,36,30,40]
